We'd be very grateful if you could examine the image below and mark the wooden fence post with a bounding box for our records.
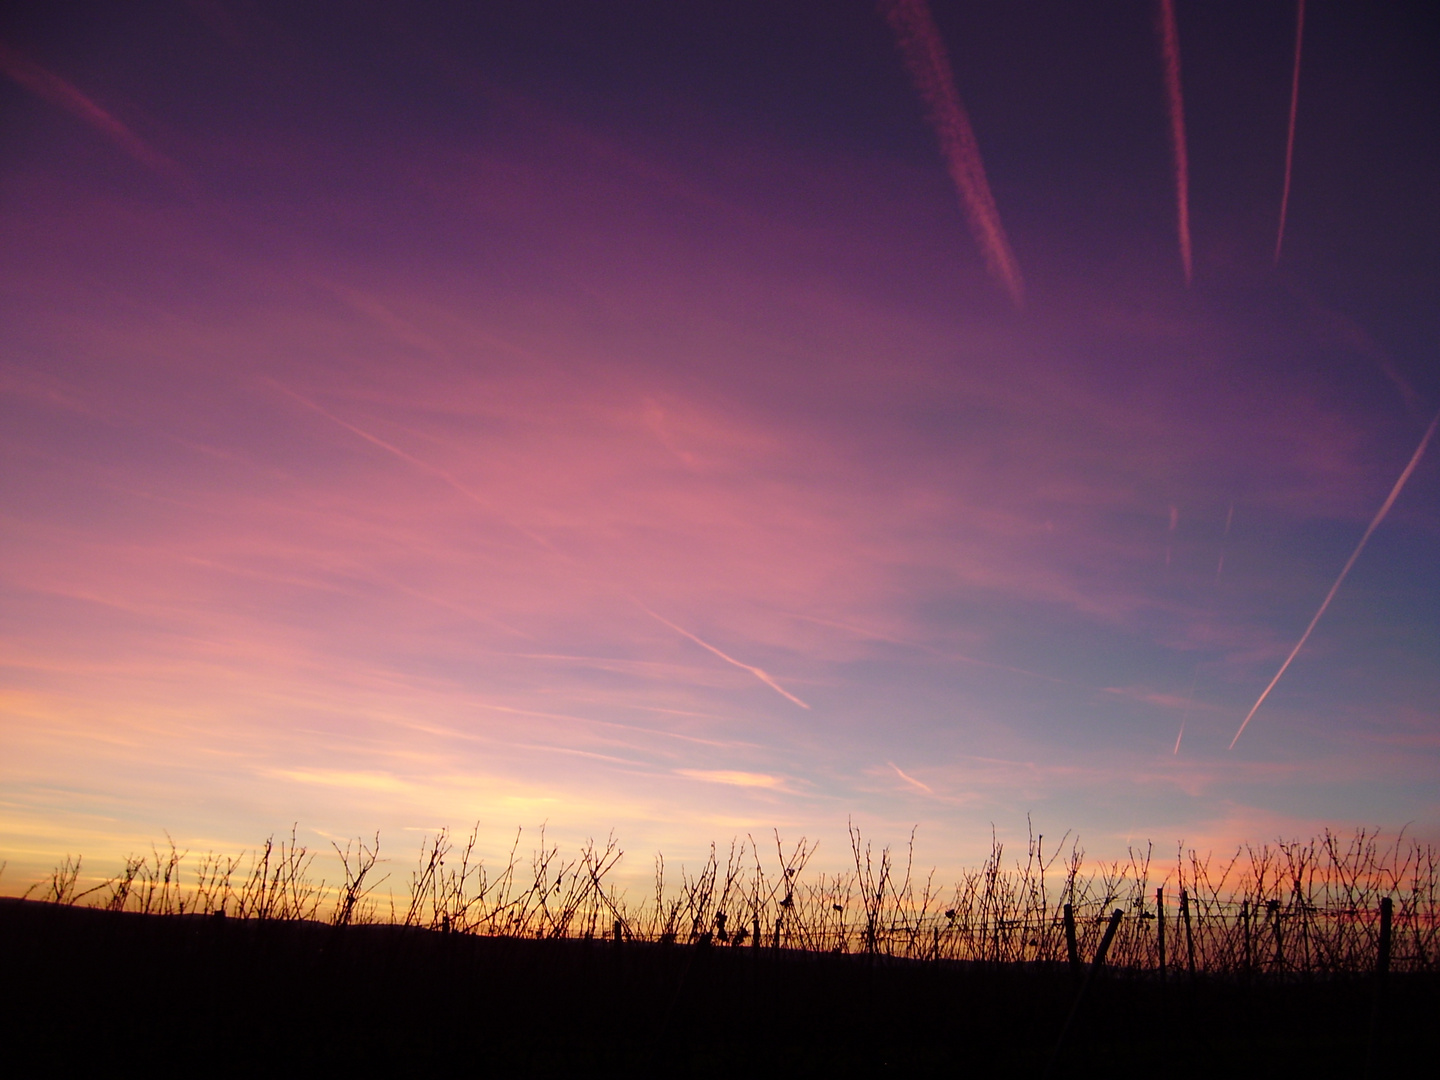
[1241,900,1251,974]
[1378,896,1393,975]
[1268,899,1283,970]
[1063,902,1079,974]
[1179,889,1196,976]
[1364,896,1393,1080]
[1155,887,1166,983]
[1045,909,1124,1078]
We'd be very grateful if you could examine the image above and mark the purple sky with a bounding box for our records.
[2,2,1437,886]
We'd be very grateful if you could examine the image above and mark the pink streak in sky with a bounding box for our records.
[1274,0,1306,265]
[1156,0,1192,285]
[0,40,186,188]
[1230,409,1440,749]
[1214,502,1234,584]
[270,380,557,552]
[880,0,1024,308]
[640,606,811,710]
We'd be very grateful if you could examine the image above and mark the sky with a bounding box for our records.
[2,1,1437,890]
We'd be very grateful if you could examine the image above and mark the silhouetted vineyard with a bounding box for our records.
[6,823,1437,1074]
[20,823,1437,976]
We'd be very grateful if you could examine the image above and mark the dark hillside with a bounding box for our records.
[3,898,1432,1075]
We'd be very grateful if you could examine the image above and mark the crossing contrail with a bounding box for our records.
[881,0,1024,308]
[1274,0,1306,265]
[640,605,811,709]
[1230,410,1440,749]
[1156,0,1192,285]
[0,39,187,187]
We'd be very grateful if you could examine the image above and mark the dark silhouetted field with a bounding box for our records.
[3,897,1434,1075]
[4,824,1437,1073]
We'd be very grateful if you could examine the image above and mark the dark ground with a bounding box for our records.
[2,898,1433,1076]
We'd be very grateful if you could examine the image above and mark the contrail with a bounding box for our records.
[270,380,556,551]
[1230,409,1440,749]
[639,605,811,709]
[1156,0,1192,285]
[1274,0,1306,265]
[880,0,1024,308]
[1215,502,1234,584]
[889,761,933,794]
[0,40,187,187]
[1172,662,1199,754]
